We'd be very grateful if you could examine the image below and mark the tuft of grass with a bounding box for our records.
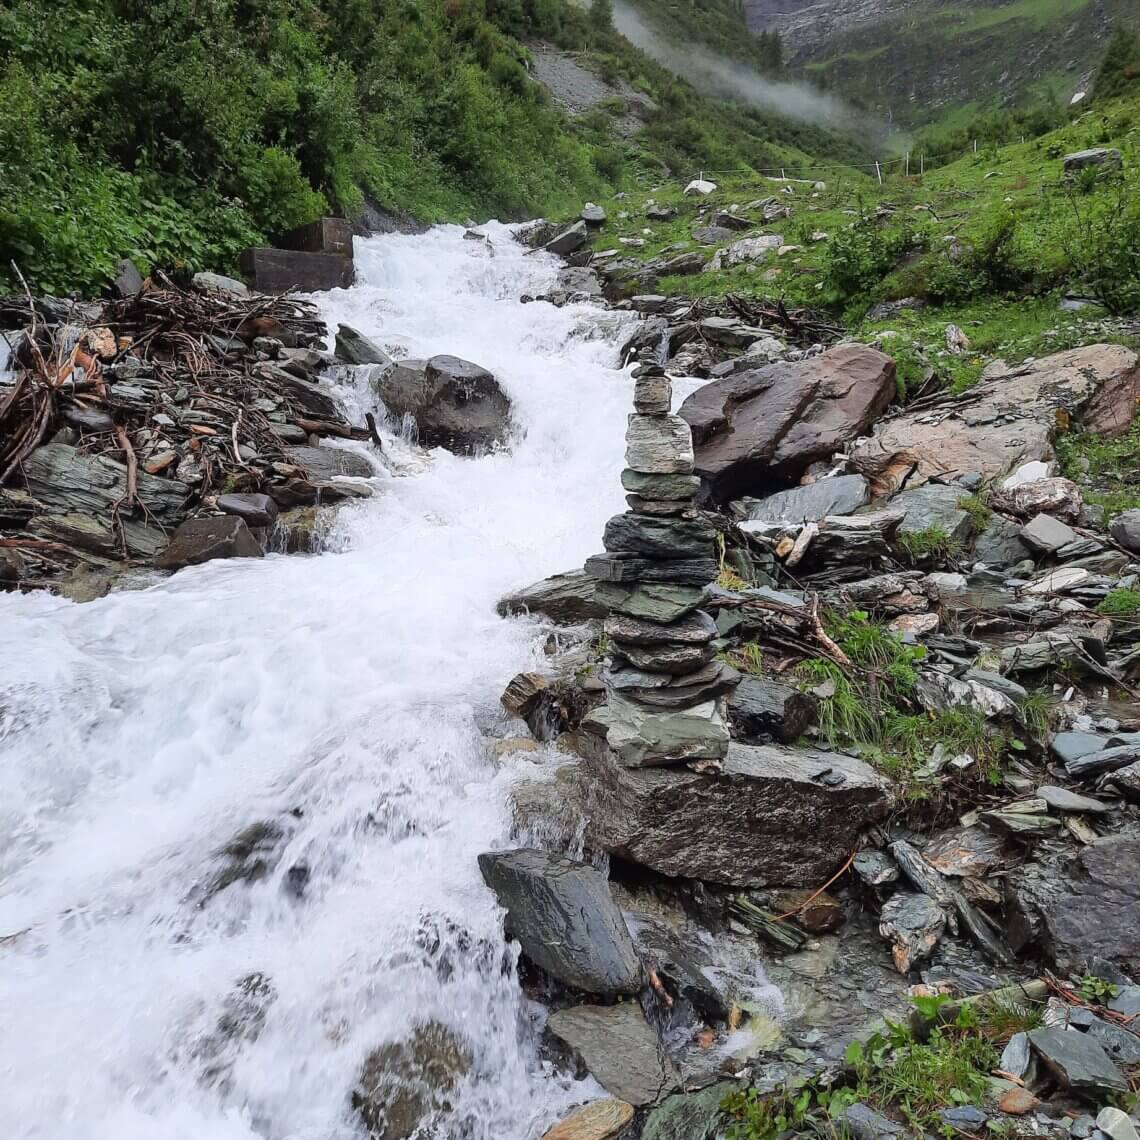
[1019,689,1053,738]
[956,492,992,531]
[975,992,1046,1041]
[896,525,961,565]
[1098,588,1140,617]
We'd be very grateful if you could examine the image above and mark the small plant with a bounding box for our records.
[716,534,750,591]
[1078,974,1121,1004]
[1098,588,1140,617]
[896,525,961,565]
[975,992,1046,1041]
[1019,690,1053,738]
[956,492,992,531]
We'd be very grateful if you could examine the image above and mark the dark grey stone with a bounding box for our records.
[734,474,870,525]
[610,640,715,675]
[603,610,717,646]
[373,355,511,454]
[842,1103,905,1140]
[973,515,1030,567]
[497,570,604,624]
[110,258,144,298]
[1051,732,1109,767]
[584,552,716,586]
[620,470,701,501]
[594,581,709,622]
[477,849,642,996]
[602,513,715,560]
[1110,509,1140,554]
[1000,1032,1031,1078]
[286,445,373,481]
[156,516,265,571]
[1083,1014,1140,1065]
[940,1106,987,1133]
[1028,1027,1126,1095]
[893,483,976,545]
[728,676,817,743]
[545,1003,679,1106]
[1037,785,1110,814]
[544,221,589,256]
[640,1082,736,1140]
[217,493,278,528]
[1020,513,1079,554]
[335,324,392,366]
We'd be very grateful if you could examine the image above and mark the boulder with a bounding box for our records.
[683,179,717,196]
[734,475,869,525]
[973,515,1030,568]
[602,514,715,560]
[892,484,976,546]
[699,317,765,347]
[546,1003,680,1106]
[477,849,642,995]
[192,271,250,298]
[850,346,1140,494]
[589,693,730,768]
[497,570,605,624]
[353,1022,471,1140]
[990,477,1082,522]
[1063,148,1123,173]
[692,226,734,247]
[585,553,717,587]
[1005,836,1140,975]
[110,258,144,298]
[556,741,890,886]
[1027,1027,1126,1097]
[728,676,817,743]
[641,1083,736,1140]
[155,516,265,571]
[373,355,511,454]
[581,203,607,225]
[545,222,589,256]
[1019,513,1077,555]
[285,445,373,482]
[594,582,709,622]
[335,324,392,367]
[708,236,783,269]
[217,493,278,528]
[679,346,896,502]
[1109,509,1140,554]
[28,512,167,562]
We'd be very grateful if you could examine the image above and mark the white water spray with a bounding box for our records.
[0,226,641,1140]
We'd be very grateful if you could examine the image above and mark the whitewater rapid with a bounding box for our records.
[0,226,641,1140]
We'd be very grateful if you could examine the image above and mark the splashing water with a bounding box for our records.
[0,225,642,1140]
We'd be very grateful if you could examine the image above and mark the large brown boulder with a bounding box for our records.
[850,345,1140,495]
[678,345,896,502]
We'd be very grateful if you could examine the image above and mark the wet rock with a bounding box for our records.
[585,552,717,587]
[546,1003,680,1107]
[594,582,709,623]
[478,849,642,995]
[728,676,817,743]
[893,484,977,546]
[590,693,730,767]
[1063,148,1123,172]
[1037,786,1110,814]
[680,345,895,502]
[625,415,695,475]
[353,1022,471,1140]
[1021,513,1079,554]
[879,892,946,972]
[285,445,373,482]
[561,741,890,887]
[1028,1027,1126,1096]
[1005,836,1140,975]
[22,441,189,521]
[640,1082,736,1140]
[850,346,1140,493]
[734,475,870,525]
[155,516,264,571]
[620,470,701,500]
[842,1102,905,1139]
[501,672,590,742]
[335,324,392,366]
[1051,731,1108,768]
[545,222,589,256]
[940,1106,987,1133]
[602,514,714,560]
[542,1099,635,1140]
[973,515,1031,567]
[1109,510,1140,554]
[772,887,845,933]
[497,570,604,624]
[216,493,278,528]
[1065,743,1140,778]
[373,355,511,454]
[604,610,717,647]
[854,849,899,887]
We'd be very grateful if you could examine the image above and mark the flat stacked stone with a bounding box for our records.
[583,371,737,770]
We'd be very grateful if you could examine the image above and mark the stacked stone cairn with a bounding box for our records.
[583,371,739,770]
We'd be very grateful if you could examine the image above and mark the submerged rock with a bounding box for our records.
[478,849,642,995]
[546,1002,679,1107]
[373,354,511,454]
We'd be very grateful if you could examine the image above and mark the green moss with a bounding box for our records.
[1098,588,1140,616]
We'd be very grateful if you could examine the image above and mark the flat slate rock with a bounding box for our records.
[625,415,695,476]
[602,513,715,560]
[594,581,710,623]
[620,469,700,501]
[640,1081,736,1140]
[562,741,890,887]
[734,474,870,525]
[1028,1027,1127,1096]
[545,1003,680,1107]
[603,610,717,646]
[478,849,642,996]
[217,492,278,527]
[1037,785,1110,814]
[584,553,716,586]
[497,570,605,624]
[893,483,976,544]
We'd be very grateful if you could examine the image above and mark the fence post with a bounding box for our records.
[973,139,978,154]
[905,152,910,177]
[875,161,883,186]
[920,153,925,176]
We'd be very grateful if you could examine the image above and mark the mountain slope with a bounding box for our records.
[745,0,1133,124]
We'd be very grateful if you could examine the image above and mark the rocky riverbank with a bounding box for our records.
[477,212,1140,1140]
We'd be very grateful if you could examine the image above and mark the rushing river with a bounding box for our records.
[0,226,643,1140]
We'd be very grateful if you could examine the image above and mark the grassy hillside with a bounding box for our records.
[0,0,867,296]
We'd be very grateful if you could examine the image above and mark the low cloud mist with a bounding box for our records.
[612,1,875,135]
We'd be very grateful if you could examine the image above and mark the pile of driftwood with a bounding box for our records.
[0,277,377,586]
